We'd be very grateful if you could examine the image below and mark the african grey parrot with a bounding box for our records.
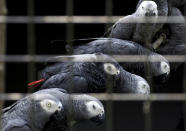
[136,0,169,41]
[109,1,163,49]
[31,53,150,94]
[2,88,105,131]
[73,38,170,83]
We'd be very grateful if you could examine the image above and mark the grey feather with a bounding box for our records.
[2,88,66,131]
[40,53,150,94]
[157,7,186,70]
[74,38,170,83]
[2,119,30,131]
[109,1,166,48]
[2,88,105,131]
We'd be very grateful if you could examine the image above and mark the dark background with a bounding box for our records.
[5,0,184,131]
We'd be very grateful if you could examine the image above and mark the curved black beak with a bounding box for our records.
[145,11,157,16]
[153,73,169,84]
[90,113,105,125]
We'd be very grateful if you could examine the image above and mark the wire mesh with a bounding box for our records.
[27,0,36,93]
[1,55,186,62]
[183,0,186,130]
[1,0,186,131]
[1,93,186,101]
[0,16,185,23]
[0,0,6,129]
[66,0,74,130]
[105,1,113,131]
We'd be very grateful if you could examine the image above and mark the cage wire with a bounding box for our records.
[0,0,6,130]
[27,0,36,93]
[183,0,186,131]
[66,0,74,130]
[105,0,113,131]
[0,16,186,23]
[0,0,186,131]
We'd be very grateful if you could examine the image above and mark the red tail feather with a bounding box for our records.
[28,79,45,88]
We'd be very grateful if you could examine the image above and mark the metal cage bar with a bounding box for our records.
[0,16,185,23]
[0,54,186,62]
[183,0,186,130]
[66,0,74,131]
[2,93,186,101]
[2,0,186,131]
[27,0,36,93]
[105,0,113,131]
[66,0,74,54]
[0,0,6,129]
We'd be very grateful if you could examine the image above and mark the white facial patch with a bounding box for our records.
[104,63,120,75]
[140,1,157,13]
[137,1,158,22]
[160,61,170,75]
[148,55,170,76]
[136,78,150,95]
[40,99,62,113]
[85,101,104,119]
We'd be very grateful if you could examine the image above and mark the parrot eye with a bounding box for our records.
[46,102,52,108]
[92,104,96,110]
[107,66,112,72]
[40,99,61,113]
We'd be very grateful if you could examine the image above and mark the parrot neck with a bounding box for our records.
[64,95,86,121]
[26,103,52,130]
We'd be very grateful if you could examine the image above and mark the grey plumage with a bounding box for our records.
[73,38,170,82]
[2,88,105,131]
[40,54,150,94]
[136,0,169,37]
[2,88,66,131]
[109,1,163,48]
[156,7,186,70]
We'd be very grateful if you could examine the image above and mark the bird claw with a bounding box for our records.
[161,33,167,40]
[152,33,167,50]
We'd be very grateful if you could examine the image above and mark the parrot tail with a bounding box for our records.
[28,79,45,88]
